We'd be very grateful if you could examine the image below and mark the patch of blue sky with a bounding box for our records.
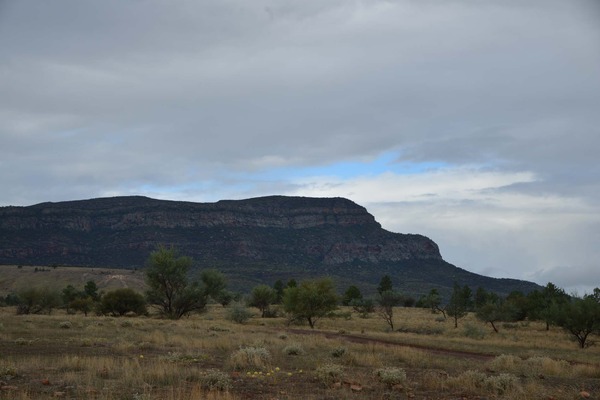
[252,151,449,181]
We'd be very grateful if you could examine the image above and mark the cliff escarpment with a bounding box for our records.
[0,196,441,268]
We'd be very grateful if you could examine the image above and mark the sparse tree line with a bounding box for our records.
[2,247,599,348]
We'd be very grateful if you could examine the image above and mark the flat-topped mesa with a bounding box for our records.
[0,196,379,231]
[0,195,442,267]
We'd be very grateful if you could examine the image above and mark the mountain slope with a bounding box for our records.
[0,196,540,297]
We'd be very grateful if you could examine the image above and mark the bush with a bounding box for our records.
[484,373,519,394]
[374,367,407,387]
[463,323,486,339]
[228,346,271,371]
[100,288,147,317]
[330,346,347,358]
[199,369,232,391]
[226,303,253,324]
[59,321,72,329]
[283,343,305,356]
[15,287,61,315]
[315,363,344,386]
[448,370,519,395]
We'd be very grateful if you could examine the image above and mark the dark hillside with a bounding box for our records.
[0,196,540,297]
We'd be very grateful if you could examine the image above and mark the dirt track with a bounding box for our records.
[285,328,496,361]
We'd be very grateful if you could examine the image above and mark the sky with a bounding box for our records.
[1,0,599,295]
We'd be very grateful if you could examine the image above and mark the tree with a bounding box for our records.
[421,289,445,318]
[377,275,393,295]
[145,246,208,319]
[16,287,61,315]
[283,278,338,329]
[100,288,147,316]
[350,298,375,318]
[527,282,570,330]
[342,285,362,306]
[200,269,227,301]
[216,290,235,307]
[248,284,276,317]
[62,285,80,314]
[273,280,285,304]
[84,280,100,301]
[447,283,472,328]
[554,292,600,348]
[70,297,94,316]
[377,290,403,331]
[476,297,519,333]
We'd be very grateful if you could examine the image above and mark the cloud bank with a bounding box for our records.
[1,0,599,293]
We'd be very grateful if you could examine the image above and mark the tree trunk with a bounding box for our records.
[490,321,499,333]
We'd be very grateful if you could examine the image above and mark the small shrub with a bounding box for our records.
[228,346,271,371]
[59,321,72,329]
[263,308,279,318]
[277,333,288,340]
[525,356,570,377]
[0,364,18,378]
[226,304,253,324]
[397,325,444,335]
[315,363,344,386]
[120,320,133,328]
[463,323,486,339]
[330,346,347,358]
[448,370,519,395]
[485,373,519,394]
[489,354,522,373]
[198,369,232,391]
[375,367,407,387]
[208,326,230,332]
[283,343,305,356]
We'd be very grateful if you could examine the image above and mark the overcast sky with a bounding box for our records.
[1,0,599,294]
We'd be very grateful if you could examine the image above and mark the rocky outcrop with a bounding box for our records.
[0,196,441,268]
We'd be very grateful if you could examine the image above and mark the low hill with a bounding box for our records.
[0,265,145,297]
[0,196,540,297]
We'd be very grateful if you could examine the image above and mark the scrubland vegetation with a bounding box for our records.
[0,247,598,399]
[0,305,599,399]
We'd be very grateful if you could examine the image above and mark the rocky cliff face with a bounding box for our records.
[0,196,441,268]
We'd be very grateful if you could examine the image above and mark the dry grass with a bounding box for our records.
[0,305,598,399]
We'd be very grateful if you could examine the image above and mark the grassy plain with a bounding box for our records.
[0,304,598,399]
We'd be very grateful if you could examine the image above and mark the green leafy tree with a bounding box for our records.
[342,285,362,306]
[216,290,235,307]
[422,289,445,318]
[476,297,519,333]
[145,246,208,319]
[553,292,600,348]
[377,290,403,331]
[16,287,61,315]
[350,298,375,318]
[273,280,285,303]
[84,280,100,301]
[527,282,570,330]
[377,275,393,295]
[447,283,472,328]
[70,297,95,316]
[200,269,227,301]
[283,278,338,329]
[62,285,80,313]
[248,284,276,317]
[100,288,147,316]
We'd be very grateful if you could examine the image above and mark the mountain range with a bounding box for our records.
[0,195,540,297]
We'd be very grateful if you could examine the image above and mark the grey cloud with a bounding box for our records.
[1,0,599,291]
